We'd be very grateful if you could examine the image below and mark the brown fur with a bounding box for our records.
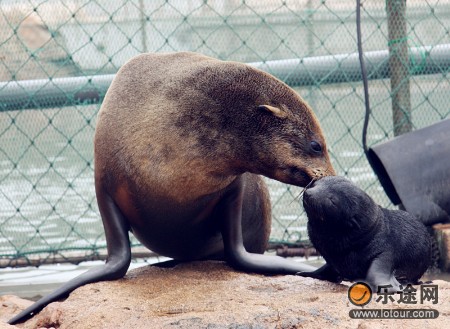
[8,52,335,325]
[96,52,332,191]
[94,52,334,259]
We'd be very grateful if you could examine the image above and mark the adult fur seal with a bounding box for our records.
[299,176,431,291]
[10,52,335,324]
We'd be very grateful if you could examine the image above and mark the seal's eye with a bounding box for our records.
[310,141,323,154]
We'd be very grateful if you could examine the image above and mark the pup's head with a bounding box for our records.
[302,176,380,232]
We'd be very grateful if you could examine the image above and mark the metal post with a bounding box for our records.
[306,0,316,109]
[139,0,148,53]
[387,0,412,136]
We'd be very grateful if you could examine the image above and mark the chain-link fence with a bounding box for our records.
[1,0,449,267]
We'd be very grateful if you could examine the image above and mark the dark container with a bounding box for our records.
[367,119,450,225]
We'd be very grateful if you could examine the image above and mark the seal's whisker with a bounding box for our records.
[291,178,315,204]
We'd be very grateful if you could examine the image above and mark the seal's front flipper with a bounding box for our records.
[365,253,400,292]
[296,263,342,283]
[219,175,317,274]
[8,190,131,325]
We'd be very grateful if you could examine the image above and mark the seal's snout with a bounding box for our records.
[311,166,336,179]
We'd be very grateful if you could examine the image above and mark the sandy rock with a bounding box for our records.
[2,261,449,328]
[0,296,33,329]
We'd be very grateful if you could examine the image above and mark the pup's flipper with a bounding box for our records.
[365,253,400,292]
[296,263,342,283]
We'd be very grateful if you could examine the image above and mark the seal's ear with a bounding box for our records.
[257,105,287,119]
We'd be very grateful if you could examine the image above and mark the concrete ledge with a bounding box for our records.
[434,223,450,272]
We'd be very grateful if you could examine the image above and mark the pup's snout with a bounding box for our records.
[303,181,318,202]
[302,177,326,204]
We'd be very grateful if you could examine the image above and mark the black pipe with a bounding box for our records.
[356,0,371,155]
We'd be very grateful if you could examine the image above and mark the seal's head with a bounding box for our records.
[177,59,336,187]
[233,81,336,187]
[303,176,381,233]
[253,102,336,186]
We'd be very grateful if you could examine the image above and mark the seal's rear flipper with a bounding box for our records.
[8,191,132,325]
[365,253,400,292]
[296,263,342,283]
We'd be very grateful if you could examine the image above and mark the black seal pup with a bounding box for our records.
[10,52,335,324]
[299,176,431,291]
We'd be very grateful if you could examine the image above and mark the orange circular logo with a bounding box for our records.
[348,282,372,306]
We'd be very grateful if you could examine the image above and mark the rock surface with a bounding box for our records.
[1,261,449,329]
